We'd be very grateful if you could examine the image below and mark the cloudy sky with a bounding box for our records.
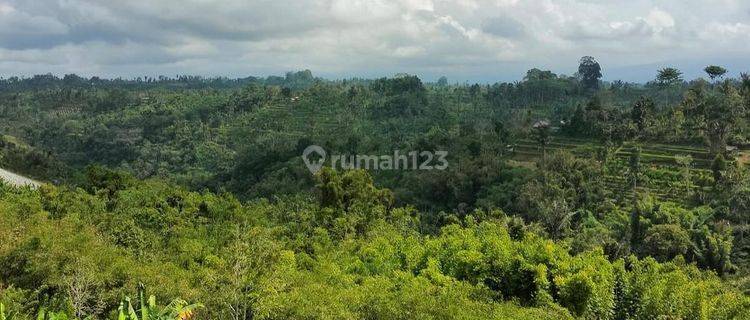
[0,0,748,82]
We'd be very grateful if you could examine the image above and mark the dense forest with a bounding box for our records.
[3,58,750,319]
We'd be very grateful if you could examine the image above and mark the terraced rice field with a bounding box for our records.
[511,136,730,205]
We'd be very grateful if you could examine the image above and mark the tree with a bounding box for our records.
[316,168,393,211]
[436,76,448,86]
[741,72,750,93]
[704,65,727,81]
[524,68,557,81]
[532,120,552,162]
[656,67,682,106]
[630,97,655,135]
[693,224,735,276]
[656,67,683,87]
[740,72,750,107]
[704,87,743,155]
[627,146,643,192]
[712,153,727,185]
[578,56,602,91]
[675,155,693,196]
[642,224,691,261]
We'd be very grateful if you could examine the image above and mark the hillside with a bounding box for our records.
[1,71,750,319]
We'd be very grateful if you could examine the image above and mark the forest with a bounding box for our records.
[2,58,750,319]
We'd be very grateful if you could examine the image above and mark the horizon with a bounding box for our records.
[0,62,744,85]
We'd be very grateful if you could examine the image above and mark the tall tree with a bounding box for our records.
[704,85,744,155]
[436,76,448,86]
[532,120,552,162]
[628,146,644,252]
[675,155,693,196]
[627,146,643,193]
[656,67,683,106]
[578,56,602,91]
[712,153,727,185]
[656,67,683,87]
[631,97,655,136]
[704,65,728,81]
[524,68,557,81]
[740,73,750,107]
[740,73,750,93]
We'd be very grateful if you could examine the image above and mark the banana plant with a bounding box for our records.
[0,303,23,320]
[117,284,202,320]
[1,284,201,320]
[1,303,8,320]
[36,308,74,320]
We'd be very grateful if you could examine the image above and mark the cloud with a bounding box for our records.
[481,16,526,38]
[643,8,675,32]
[0,0,748,82]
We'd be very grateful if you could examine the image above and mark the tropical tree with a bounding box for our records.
[712,153,727,185]
[627,146,643,193]
[525,68,557,81]
[656,67,683,105]
[656,67,683,86]
[642,224,691,261]
[630,97,655,136]
[532,120,552,161]
[578,56,602,91]
[0,303,8,320]
[704,86,743,155]
[705,65,728,81]
[739,72,750,109]
[675,155,693,196]
[693,223,735,276]
[117,284,203,320]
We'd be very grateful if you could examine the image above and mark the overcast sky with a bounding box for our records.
[1,0,748,82]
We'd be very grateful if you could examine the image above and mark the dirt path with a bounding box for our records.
[0,168,41,188]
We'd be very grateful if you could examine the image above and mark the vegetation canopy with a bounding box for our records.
[3,60,750,319]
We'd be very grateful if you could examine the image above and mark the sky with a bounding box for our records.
[0,0,749,83]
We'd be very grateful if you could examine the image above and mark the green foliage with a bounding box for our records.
[4,69,750,319]
[642,224,691,261]
[630,97,655,135]
[705,65,728,81]
[2,174,748,319]
[1,303,8,320]
[578,56,603,91]
[656,67,683,87]
[116,285,202,320]
[712,153,727,183]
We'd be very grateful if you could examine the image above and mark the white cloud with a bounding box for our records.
[393,46,426,57]
[0,0,748,82]
[643,7,675,32]
[0,2,14,14]
[701,22,750,39]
